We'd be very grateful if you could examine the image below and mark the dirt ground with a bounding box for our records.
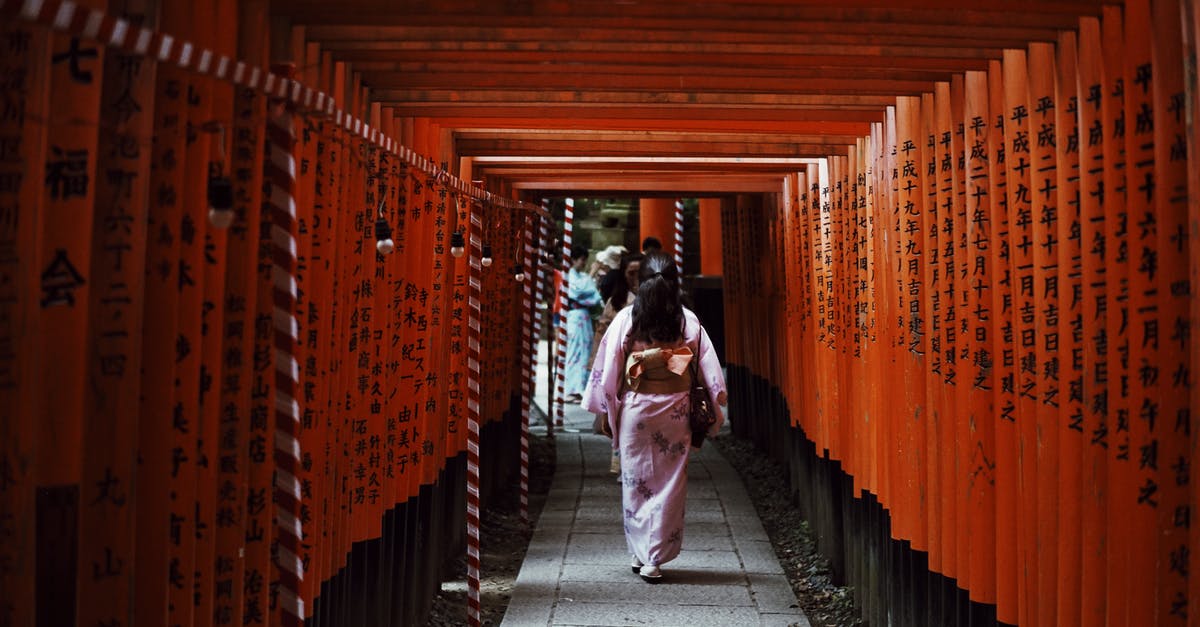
[425,432,556,627]
[425,431,862,626]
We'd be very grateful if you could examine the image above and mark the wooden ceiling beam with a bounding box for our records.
[384,104,886,123]
[302,23,1064,44]
[279,2,1103,29]
[321,39,1005,58]
[454,138,845,158]
[357,67,964,88]
[366,73,937,94]
[506,176,795,193]
[452,129,862,144]
[266,1,1119,196]
[476,164,819,175]
[385,92,893,107]
[428,117,878,134]
[334,53,990,73]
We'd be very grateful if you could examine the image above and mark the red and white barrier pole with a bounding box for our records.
[553,198,574,427]
[519,215,535,523]
[536,206,553,437]
[466,208,484,627]
[266,67,304,627]
[674,198,685,276]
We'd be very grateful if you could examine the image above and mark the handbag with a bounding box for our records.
[686,357,716,448]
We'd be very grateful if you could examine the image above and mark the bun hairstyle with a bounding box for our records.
[628,252,684,345]
[571,243,589,261]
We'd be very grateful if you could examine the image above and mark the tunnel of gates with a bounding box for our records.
[723,4,1200,627]
[1,2,1200,627]
[0,1,548,626]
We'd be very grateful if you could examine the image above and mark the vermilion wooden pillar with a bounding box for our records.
[639,198,676,252]
[0,17,48,627]
[36,2,107,623]
[1075,17,1109,627]
[698,198,723,276]
[76,2,157,626]
[135,0,190,621]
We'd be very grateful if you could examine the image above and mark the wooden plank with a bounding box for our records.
[1001,46,1038,627]
[1026,41,1060,627]
[962,67,997,606]
[195,0,236,623]
[1052,27,1085,627]
[35,2,108,621]
[1120,2,1159,623]
[1100,6,1131,626]
[919,90,941,570]
[894,94,927,550]
[302,21,1066,45]
[1148,0,1192,622]
[1183,2,1200,625]
[135,0,190,621]
[77,2,157,626]
[987,56,1018,626]
[360,68,959,89]
[434,117,877,134]
[0,18,50,627]
[382,105,886,123]
[167,0,217,622]
[1074,15,1109,627]
[948,72,970,590]
[279,2,1102,30]
[453,139,849,158]
[345,52,993,72]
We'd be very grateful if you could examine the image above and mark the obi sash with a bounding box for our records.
[624,345,694,394]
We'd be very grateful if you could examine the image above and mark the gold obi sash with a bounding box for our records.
[624,346,694,394]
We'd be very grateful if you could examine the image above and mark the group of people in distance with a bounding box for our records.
[557,235,728,583]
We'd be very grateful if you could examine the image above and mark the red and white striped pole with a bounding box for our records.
[266,67,304,627]
[519,215,535,523]
[466,207,484,627]
[674,198,685,276]
[553,197,574,427]
[536,205,553,437]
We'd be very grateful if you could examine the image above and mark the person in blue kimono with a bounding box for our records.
[564,244,602,402]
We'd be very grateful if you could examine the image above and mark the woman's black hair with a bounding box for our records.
[608,252,644,308]
[570,243,589,261]
[628,252,684,345]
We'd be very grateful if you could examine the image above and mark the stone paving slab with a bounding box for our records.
[551,602,763,627]
[504,383,809,627]
[556,580,754,606]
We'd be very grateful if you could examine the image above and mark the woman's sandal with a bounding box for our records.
[638,565,663,583]
[630,556,643,574]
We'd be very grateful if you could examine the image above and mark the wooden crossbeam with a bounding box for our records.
[455,138,845,158]
[280,2,1105,29]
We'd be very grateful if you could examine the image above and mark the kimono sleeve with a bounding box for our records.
[569,270,603,308]
[581,307,631,437]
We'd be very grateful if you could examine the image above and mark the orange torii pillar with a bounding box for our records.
[698,198,723,276]
[639,198,676,253]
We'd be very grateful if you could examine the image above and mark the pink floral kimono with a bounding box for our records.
[581,307,726,568]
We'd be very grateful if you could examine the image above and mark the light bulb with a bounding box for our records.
[513,265,525,281]
[450,231,465,258]
[482,256,493,267]
[207,173,234,228]
[374,217,394,255]
[208,207,235,229]
[481,243,493,267]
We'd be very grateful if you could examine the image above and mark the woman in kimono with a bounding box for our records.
[563,244,602,402]
[581,252,727,582]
